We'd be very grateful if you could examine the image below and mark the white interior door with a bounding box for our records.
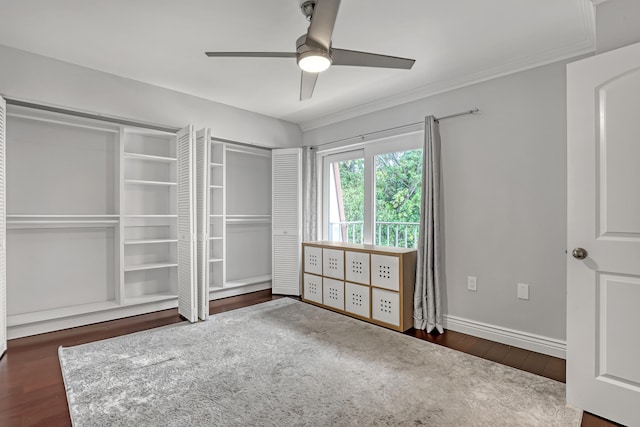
[567,41,640,426]
[177,125,197,322]
[272,148,302,295]
[0,97,6,358]
[195,128,210,320]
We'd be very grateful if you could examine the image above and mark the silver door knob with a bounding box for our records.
[572,248,588,260]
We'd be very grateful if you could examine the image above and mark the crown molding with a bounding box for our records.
[299,1,596,132]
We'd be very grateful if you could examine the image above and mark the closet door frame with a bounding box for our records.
[0,96,6,358]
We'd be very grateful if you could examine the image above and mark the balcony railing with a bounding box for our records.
[328,221,420,248]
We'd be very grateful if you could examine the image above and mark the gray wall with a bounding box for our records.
[0,44,302,148]
[305,60,570,340]
[596,0,640,53]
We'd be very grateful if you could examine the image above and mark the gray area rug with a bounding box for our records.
[59,298,581,426]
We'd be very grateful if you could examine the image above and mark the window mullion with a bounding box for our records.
[363,148,374,245]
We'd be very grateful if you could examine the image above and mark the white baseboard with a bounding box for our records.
[443,315,566,359]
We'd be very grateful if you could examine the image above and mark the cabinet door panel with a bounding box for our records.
[303,273,323,304]
[322,248,344,280]
[371,254,399,290]
[345,282,370,318]
[322,277,344,310]
[304,246,322,275]
[345,251,370,285]
[372,288,400,326]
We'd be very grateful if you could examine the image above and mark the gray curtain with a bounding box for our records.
[414,116,444,333]
[302,146,318,242]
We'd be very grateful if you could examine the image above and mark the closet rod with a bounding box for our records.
[3,97,277,149]
[212,136,273,151]
[4,97,181,134]
[316,107,480,149]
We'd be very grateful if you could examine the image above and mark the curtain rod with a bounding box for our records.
[436,108,479,122]
[314,107,479,150]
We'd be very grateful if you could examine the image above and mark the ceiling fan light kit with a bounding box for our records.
[205,0,415,100]
[298,51,332,73]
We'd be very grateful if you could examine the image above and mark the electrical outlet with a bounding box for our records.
[517,283,529,300]
[467,276,477,292]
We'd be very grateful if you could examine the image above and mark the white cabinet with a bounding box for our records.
[302,241,416,332]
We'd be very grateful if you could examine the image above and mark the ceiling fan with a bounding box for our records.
[205,0,415,101]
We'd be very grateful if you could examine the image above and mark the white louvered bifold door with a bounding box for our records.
[0,97,6,357]
[195,129,210,320]
[177,126,197,323]
[272,148,302,295]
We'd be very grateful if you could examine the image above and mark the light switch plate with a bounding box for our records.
[517,283,529,300]
[467,276,477,291]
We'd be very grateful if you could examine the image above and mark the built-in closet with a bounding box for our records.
[0,99,276,341]
[0,102,202,338]
[197,136,273,310]
[225,144,272,290]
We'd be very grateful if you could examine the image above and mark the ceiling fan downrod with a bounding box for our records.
[300,0,316,21]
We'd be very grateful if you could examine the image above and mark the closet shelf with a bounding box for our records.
[124,215,177,218]
[207,275,273,293]
[210,162,223,167]
[125,179,177,186]
[124,262,178,272]
[124,152,177,163]
[7,219,119,229]
[209,236,224,241]
[7,300,120,327]
[226,214,271,224]
[209,258,223,263]
[124,239,178,245]
[209,185,223,189]
[7,214,119,218]
[123,293,178,305]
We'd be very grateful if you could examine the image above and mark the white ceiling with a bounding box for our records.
[0,1,594,130]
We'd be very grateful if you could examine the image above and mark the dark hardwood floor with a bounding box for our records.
[0,290,621,426]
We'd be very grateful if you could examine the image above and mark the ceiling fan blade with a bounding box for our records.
[300,71,319,101]
[332,49,415,69]
[205,52,296,58]
[307,0,341,50]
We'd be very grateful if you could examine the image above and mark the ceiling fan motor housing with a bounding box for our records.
[296,34,333,69]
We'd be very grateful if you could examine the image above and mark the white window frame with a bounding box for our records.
[317,130,423,245]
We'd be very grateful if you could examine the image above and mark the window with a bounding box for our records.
[321,132,423,248]
[375,149,422,247]
[325,150,365,244]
